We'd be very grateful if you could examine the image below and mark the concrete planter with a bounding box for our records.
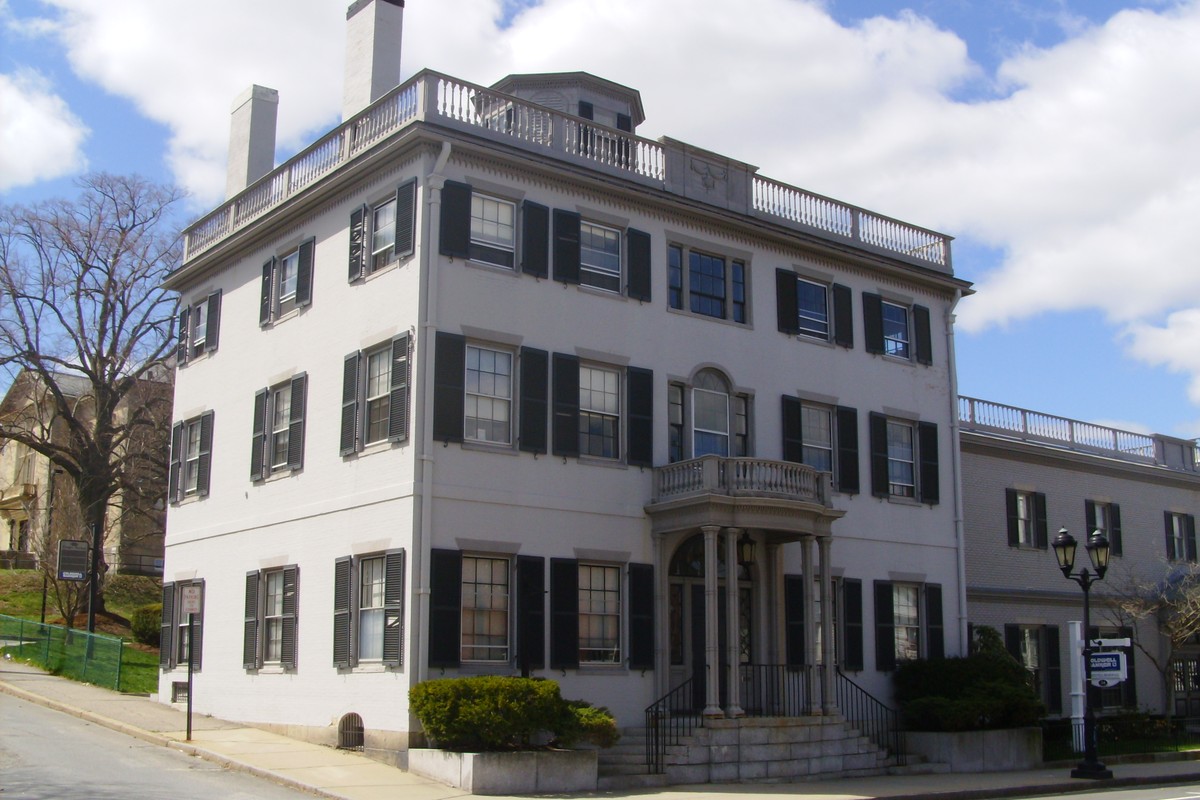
[904,727,1042,772]
[407,748,598,794]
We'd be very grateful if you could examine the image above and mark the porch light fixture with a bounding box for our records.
[1051,526,1113,781]
[736,532,756,566]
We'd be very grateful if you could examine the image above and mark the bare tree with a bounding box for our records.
[0,173,181,628]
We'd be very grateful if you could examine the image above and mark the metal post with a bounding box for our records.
[186,612,195,741]
[86,523,101,634]
[1072,575,1112,780]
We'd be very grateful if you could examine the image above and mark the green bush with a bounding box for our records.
[408,676,618,751]
[130,604,161,647]
[893,625,1045,731]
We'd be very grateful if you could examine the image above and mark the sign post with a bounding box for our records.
[180,585,202,741]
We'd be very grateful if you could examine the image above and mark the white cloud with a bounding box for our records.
[0,69,88,191]
[1126,310,1200,405]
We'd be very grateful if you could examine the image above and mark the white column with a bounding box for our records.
[819,536,835,714]
[767,541,783,665]
[654,533,667,699]
[724,528,744,717]
[702,526,723,717]
[800,535,815,713]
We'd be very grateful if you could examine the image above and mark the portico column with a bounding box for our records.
[819,536,836,714]
[724,528,744,717]
[654,533,668,699]
[767,541,783,665]
[800,535,815,713]
[702,525,722,718]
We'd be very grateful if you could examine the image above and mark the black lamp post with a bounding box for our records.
[1051,526,1113,780]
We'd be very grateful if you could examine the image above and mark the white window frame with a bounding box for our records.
[461,555,510,663]
[465,345,513,445]
[263,569,285,664]
[469,194,516,269]
[269,384,291,470]
[579,221,622,293]
[364,346,392,446]
[277,249,300,315]
[190,299,209,357]
[1015,491,1036,546]
[579,364,620,459]
[882,301,910,359]
[893,583,920,663]
[358,556,386,662]
[183,419,203,496]
[796,278,829,340]
[578,563,621,664]
[370,195,398,273]
[1171,513,1187,561]
[887,420,916,498]
[668,244,747,323]
[801,405,833,473]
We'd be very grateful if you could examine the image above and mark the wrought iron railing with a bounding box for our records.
[1042,715,1200,761]
[833,667,906,766]
[738,663,813,716]
[652,456,829,505]
[644,676,700,774]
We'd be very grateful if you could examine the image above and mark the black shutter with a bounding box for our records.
[176,307,189,364]
[439,181,471,258]
[552,209,581,284]
[520,201,549,278]
[428,549,462,668]
[842,578,863,670]
[169,422,183,504]
[1110,504,1123,556]
[1166,511,1177,560]
[517,555,546,671]
[281,566,298,670]
[832,284,853,348]
[340,352,361,455]
[1006,489,1020,546]
[251,389,267,481]
[260,259,274,324]
[333,556,353,668]
[628,563,654,670]
[913,304,932,365]
[918,421,939,505]
[388,334,410,442]
[863,292,884,355]
[395,180,417,260]
[626,366,654,468]
[552,352,580,457]
[1187,515,1197,562]
[288,373,306,470]
[382,549,406,667]
[296,238,314,307]
[1045,625,1062,714]
[205,290,221,352]
[874,581,895,672]
[1004,624,1021,660]
[836,406,860,494]
[784,574,805,668]
[925,584,944,659]
[433,332,466,443]
[550,558,579,670]
[349,204,368,281]
[243,571,260,670]
[1034,492,1049,549]
[196,411,214,497]
[626,228,652,302]
[159,582,175,668]
[781,396,803,463]
[775,270,799,334]
[519,347,549,454]
[868,412,889,498]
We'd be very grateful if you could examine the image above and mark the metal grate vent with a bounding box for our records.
[337,712,365,750]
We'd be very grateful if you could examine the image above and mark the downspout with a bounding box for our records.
[946,289,969,653]
[414,140,453,687]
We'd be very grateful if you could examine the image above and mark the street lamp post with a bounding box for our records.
[1051,527,1113,780]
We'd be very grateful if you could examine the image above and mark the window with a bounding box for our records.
[340,335,410,455]
[668,244,748,323]
[892,584,920,663]
[260,240,313,324]
[1006,490,1048,548]
[1005,624,1062,715]
[242,567,297,670]
[776,271,853,346]
[466,346,513,444]
[461,555,510,662]
[176,290,221,364]
[579,365,620,458]
[158,580,204,671]
[1166,512,1197,562]
[869,413,939,504]
[468,195,516,268]
[1086,500,1123,556]
[169,412,213,503]
[252,375,306,480]
[578,564,621,664]
[668,372,751,462]
[539,352,651,465]
[349,180,416,280]
[862,293,932,365]
[579,222,621,292]
[332,550,405,668]
[797,279,828,338]
[801,406,832,472]
[875,581,943,671]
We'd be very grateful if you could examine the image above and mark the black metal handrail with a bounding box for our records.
[738,664,813,717]
[833,667,906,766]
[644,676,700,774]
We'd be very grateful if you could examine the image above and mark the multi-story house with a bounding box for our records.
[960,396,1200,719]
[159,0,970,777]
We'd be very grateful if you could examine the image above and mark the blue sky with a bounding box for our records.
[3,0,1199,439]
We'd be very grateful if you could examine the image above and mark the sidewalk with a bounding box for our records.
[2,659,1200,800]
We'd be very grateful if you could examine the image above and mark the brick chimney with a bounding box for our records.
[343,0,404,121]
[226,84,279,199]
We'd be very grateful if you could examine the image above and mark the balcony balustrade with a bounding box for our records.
[652,456,829,506]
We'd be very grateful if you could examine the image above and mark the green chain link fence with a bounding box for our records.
[0,613,123,690]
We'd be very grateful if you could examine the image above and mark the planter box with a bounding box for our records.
[904,727,1042,772]
[408,748,598,794]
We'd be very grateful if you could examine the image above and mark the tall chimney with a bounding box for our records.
[343,0,404,121]
[226,85,279,199]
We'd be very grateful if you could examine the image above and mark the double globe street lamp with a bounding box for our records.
[1051,526,1114,780]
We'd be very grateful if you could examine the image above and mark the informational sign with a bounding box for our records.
[1089,651,1127,687]
[181,585,203,616]
[56,539,89,581]
[1089,638,1131,649]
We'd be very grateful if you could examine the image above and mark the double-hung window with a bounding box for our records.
[782,397,861,494]
[882,302,909,358]
[251,375,306,480]
[1166,512,1197,562]
[357,556,386,661]
[886,421,915,498]
[775,270,855,346]
[332,550,406,668]
[797,279,829,338]
[242,566,297,670]
[461,555,510,663]
[863,292,932,364]
[365,347,393,445]
[169,412,214,503]
[1006,489,1048,548]
[340,335,410,455]
[874,580,943,671]
[466,345,513,444]
[868,413,939,504]
[177,291,221,364]
[348,180,417,280]
[579,365,620,458]
[579,221,622,292]
[159,580,205,671]
[669,244,747,323]
[892,584,920,663]
[469,195,516,268]
[260,240,313,324]
[1004,624,1062,714]
[668,371,751,462]
[1086,500,1123,556]
[578,564,621,664]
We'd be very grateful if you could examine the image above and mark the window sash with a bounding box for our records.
[578,564,620,664]
[461,556,510,662]
[887,421,915,497]
[184,421,202,494]
[263,571,284,663]
[278,251,299,302]
[1172,514,1186,560]
[801,406,833,472]
[358,556,385,661]
[1016,492,1035,545]
[191,301,208,353]
[689,251,727,319]
[270,386,291,469]
[371,197,397,271]
[465,346,512,444]
[469,195,515,268]
[693,387,730,457]
[893,584,920,662]
[797,279,829,338]
[579,366,620,458]
[579,222,621,292]
[882,302,910,358]
[364,348,392,445]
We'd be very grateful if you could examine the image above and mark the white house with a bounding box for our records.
[159,0,971,779]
